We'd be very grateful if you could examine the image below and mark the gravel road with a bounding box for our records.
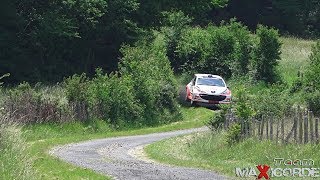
[51,127,227,180]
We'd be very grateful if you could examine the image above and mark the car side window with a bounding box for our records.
[191,77,196,86]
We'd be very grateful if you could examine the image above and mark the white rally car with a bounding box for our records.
[185,74,232,105]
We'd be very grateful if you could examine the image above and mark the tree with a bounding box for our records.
[250,25,281,83]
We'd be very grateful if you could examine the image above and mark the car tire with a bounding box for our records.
[190,99,197,106]
[185,92,190,102]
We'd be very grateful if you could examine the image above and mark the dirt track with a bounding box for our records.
[51,127,226,180]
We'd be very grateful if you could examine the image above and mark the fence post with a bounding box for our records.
[251,119,255,137]
[298,107,303,144]
[260,116,265,140]
[281,117,285,143]
[267,117,270,140]
[304,114,309,144]
[276,119,279,143]
[309,111,314,144]
[270,117,274,141]
[315,118,319,144]
[293,110,298,143]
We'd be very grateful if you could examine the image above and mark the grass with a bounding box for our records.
[145,132,320,179]
[279,37,315,84]
[0,124,37,180]
[23,106,213,179]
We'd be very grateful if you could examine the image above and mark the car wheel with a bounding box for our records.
[185,91,190,102]
[190,99,197,106]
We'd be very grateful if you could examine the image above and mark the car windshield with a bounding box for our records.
[196,78,225,87]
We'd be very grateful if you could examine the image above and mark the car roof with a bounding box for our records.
[194,74,222,79]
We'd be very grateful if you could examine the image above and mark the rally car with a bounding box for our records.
[185,74,231,105]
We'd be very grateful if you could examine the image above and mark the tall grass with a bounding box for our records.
[0,114,37,180]
[279,37,315,84]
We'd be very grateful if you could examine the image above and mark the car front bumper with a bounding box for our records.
[192,94,232,104]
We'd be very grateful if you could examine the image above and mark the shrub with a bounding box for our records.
[250,25,281,83]
[161,11,192,72]
[63,73,89,121]
[176,25,235,78]
[306,90,320,116]
[88,70,143,128]
[233,86,255,120]
[226,123,241,145]
[305,41,320,90]
[206,105,230,131]
[120,34,181,125]
[305,41,320,114]
[175,20,255,79]
[4,82,68,123]
[227,20,252,76]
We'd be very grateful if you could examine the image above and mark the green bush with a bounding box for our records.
[174,20,255,79]
[176,25,235,77]
[305,41,320,90]
[250,25,281,83]
[161,11,192,72]
[4,82,69,123]
[63,74,90,121]
[304,41,320,114]
[227,20,252,76]
[233,86,255,120]
[88,70,143,128]
[306,90,320,116]
[206,105,230,131]
[226,123,241,145]
[120,34,181,125]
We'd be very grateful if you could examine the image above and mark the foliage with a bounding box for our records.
[304,41,320,114]
[174,20,260,79]
[227,20,252,76]
[226,123,241,145]
[305,41,320,90]
[161,11,192,72]
[4,82,71,123]
[0,116,37,179]
[206,105,230,131]
[176,24,236,77]
[120,34,181,125]
[233,86,255,120]
[217,0,320,38]
[250,25,282,83]
[88,70,143,128]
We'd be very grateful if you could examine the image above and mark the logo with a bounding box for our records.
[235,158,319,179]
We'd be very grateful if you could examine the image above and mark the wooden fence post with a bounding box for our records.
[293,111,298,143]
[298,107,303,144]
[276,119,279,143]
[266,117,269,140]
[309,111,314,144]
[270,117,274,140]
[251,119,255,137]
[304,114,309,144]
[260,116,265,140]
[281,117,285,143]
[315,118,319,144]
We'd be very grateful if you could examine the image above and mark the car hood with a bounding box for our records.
[196,85,227,95]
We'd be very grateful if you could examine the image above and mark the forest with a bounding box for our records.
[1,0,319,83]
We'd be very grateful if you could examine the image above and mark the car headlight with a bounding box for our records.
[221,89,231,95]
[195,86,206,93]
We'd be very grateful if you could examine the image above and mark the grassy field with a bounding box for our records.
[144,37,317,179]
[145,132,320,179]
[279,37,315,84]
[22,106,213,179]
